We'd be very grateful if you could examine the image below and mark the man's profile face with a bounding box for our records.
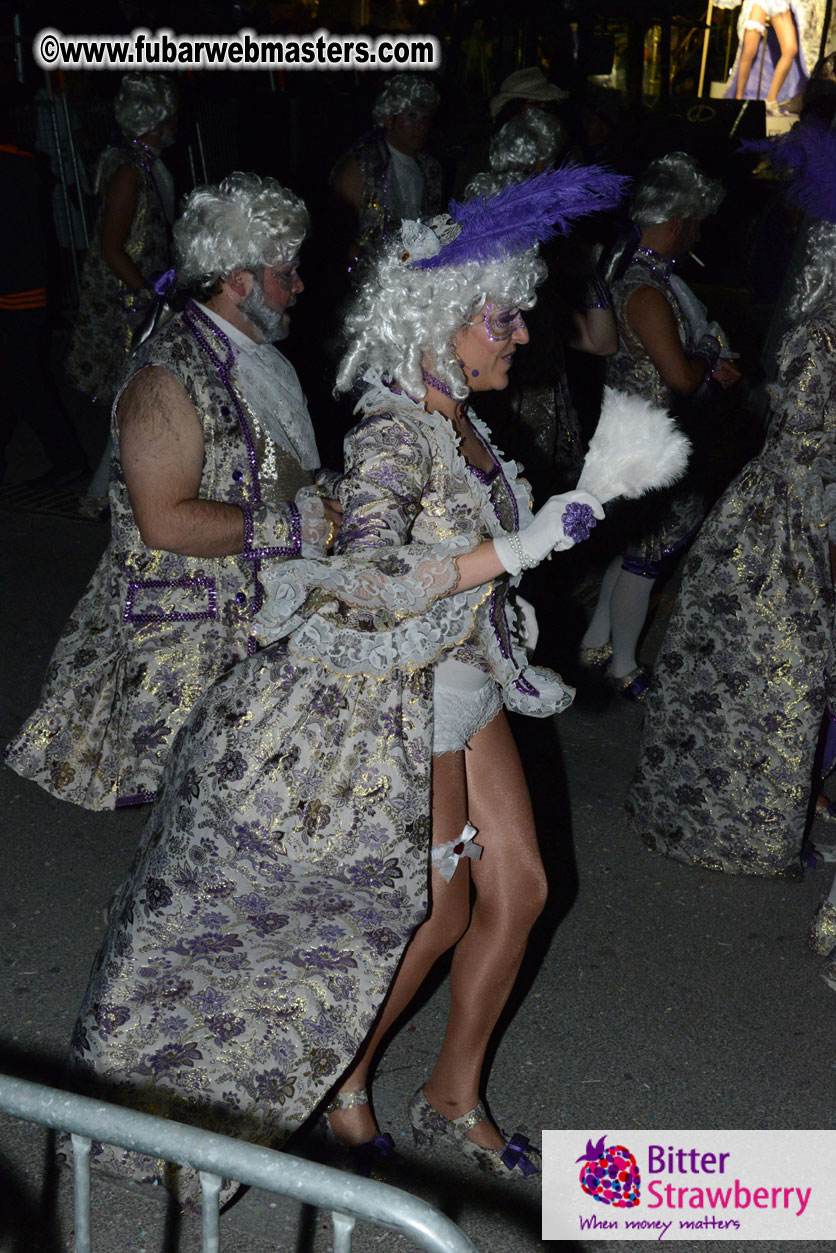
[384,108,432,155]
[240,258,303,342]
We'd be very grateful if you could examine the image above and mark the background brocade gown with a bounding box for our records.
[626,303,836,877]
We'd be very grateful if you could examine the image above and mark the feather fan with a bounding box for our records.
[413,163,631,269]
[576,388,691,504]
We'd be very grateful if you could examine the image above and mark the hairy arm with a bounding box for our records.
[626,285,711,395]
[100,162,148,292]
[118,366,246,556]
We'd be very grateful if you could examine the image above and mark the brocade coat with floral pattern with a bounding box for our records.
[626,304,836,876]
[64,380,572,1196]
[4,305,316,810]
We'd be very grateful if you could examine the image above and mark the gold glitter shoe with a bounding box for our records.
[808,899,836,956]
[607,665,651,702]
[578,642,613,669]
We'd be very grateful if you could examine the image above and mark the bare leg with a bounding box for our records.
[421,711,547,1150]
[766,10,799,100]
[735,10,767,98]
[328,749,472,1145]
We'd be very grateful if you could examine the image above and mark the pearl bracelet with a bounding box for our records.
[505,531,539,572]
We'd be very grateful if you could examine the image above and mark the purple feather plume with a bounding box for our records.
[740,119,836,223]
[413,162,631,270]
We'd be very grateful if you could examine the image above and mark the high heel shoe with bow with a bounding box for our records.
[408,1086,540,1180]
[321,1088,398,1178]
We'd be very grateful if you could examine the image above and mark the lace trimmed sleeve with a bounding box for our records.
[255,409,473,641]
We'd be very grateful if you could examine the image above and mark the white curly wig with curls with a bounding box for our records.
[630,151,724,227]
[173,172,309,293]
[786,219,836,321]
[336,216,545,400]
[464,108,566,199]
[371,74,439,123]
[114,73,178,139]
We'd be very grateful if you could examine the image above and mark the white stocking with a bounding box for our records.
[581,556,623,649]
[610,567,655,677]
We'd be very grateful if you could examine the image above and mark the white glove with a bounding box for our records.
[493,491,605,576]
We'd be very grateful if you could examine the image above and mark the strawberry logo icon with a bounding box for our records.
[577,1134,641,1207]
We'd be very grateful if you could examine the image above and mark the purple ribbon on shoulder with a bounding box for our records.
[152,268,177,297]
[562,500,598,544]
[500,1132,539,1177]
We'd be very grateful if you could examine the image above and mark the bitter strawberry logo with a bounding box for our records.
[577,1134,641,1207]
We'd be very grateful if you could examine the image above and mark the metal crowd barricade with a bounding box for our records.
[0,1073,478,1253]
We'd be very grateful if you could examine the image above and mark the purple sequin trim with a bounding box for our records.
[183,301,263,505]
[241,502,302,560]
[116,790,157,807]
[513,674,540,697]
[123,575,218,625]
[489,586,512,660]
[468,463,500,486]
[562,501,598,543]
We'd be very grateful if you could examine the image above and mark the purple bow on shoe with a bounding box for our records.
[500,1132,539,1177]
[562,501,598,543]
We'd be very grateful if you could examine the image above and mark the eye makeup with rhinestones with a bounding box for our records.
[483,304,526,341]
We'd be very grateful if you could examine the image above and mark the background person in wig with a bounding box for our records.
[329,74,442,280]
[581,152,741,701]
[60,167,650,1203]
[66,73,179,518]
[465,110,619,498]
[626,119,836,886]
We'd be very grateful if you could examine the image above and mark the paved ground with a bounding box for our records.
[2,414,836,1253]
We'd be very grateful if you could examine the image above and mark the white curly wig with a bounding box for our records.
[785,218,836,320]
[336,216,545,399]
[372,74,439,123]
[630,152,724,227]
[173,172,309,294]
[114,73,178,139]
[464,108,566,199]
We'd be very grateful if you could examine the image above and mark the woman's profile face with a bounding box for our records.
[453,301,530,392]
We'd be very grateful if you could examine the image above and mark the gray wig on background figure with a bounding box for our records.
[464,108,566,200]
[371,74,440,123]
[114,73,178,139]
[630,152,724,226]
[173,172,309,299]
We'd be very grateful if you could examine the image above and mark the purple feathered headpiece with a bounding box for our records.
[412,162,631,270]
[741,118,836,223]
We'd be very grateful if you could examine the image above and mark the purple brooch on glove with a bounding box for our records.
[562,501,598,543]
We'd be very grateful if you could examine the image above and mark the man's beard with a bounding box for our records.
[240,275,289,342]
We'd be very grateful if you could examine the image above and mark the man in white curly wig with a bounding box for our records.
[581,151,741,701]
[329,74,442,275]
[6,172,341,812]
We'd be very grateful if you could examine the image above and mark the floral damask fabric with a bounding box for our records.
[5,307,315,809]
[626,305,836,876]
[65,382,572,1197]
